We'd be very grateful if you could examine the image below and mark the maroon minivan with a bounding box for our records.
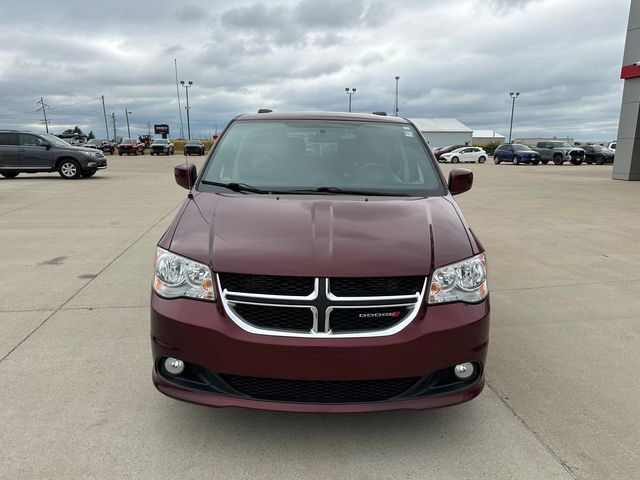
[151,112,489,412]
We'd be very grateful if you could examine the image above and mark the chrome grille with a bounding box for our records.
[218,275,426,338]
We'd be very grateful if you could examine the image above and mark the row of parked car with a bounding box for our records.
[84,138,207,156]
[433,141,616,166]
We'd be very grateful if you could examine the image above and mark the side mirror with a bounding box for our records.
[448,168,473,195]
[174,163,197,190]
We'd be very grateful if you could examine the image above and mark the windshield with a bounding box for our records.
[41,134,71,147]
[512,144,532,151]
[200,120,445,196]
[153,139,168,144]
[550,142,573,148]
[591,145,608,151]
[122,138,137,144]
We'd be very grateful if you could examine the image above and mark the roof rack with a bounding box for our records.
[257,108,273,114]
[372,111,387,116]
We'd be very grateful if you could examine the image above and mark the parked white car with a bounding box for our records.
[440,147,487,164]
[608,141,616,153]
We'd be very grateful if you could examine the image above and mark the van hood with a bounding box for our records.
[168,193,475,277]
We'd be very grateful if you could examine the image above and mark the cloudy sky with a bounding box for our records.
[0,0,631,141]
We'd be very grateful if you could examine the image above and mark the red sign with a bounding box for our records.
[621,64,640,79]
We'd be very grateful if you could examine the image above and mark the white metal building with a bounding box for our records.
[472,130,505,146]
[408,118,473,149]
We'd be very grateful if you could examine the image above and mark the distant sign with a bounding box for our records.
[154,124,170,135]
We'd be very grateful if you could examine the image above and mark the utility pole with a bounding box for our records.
[345,87,356,112]
[101,95,109,140]
[508,92,520,143]
[111,112,117,140]
[174,59,185,139]
[36,97,50,133]
[394,76,400,117]
[180,80,193,140]
[125,109,132,138]
[147,122,151,137]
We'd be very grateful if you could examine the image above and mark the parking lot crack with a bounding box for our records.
[486,380,578,479]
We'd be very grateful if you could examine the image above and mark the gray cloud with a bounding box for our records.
[0,0,630,141]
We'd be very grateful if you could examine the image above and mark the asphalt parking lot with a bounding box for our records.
[1,155,638,479]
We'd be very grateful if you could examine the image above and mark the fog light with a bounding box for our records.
[164,357,185,375]
[454,362,475,380]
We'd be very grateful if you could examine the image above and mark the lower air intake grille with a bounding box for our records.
[219,375,420,403]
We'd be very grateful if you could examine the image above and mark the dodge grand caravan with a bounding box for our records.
[151,112,489,412]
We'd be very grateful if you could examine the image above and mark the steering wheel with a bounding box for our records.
[351,163,402,184]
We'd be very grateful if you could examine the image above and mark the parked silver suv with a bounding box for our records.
[0,130,107,179]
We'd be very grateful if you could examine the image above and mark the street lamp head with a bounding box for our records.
[345,87,349,92]
[353,88,356,93]
[395,76,400,80]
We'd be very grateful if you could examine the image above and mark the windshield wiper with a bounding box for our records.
[285,186,411,197]
[200,180,275,194]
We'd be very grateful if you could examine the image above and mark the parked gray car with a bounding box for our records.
[0,130,107,179]
[530,141,585,165]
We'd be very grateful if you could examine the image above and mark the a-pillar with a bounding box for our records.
[614,0,640,180]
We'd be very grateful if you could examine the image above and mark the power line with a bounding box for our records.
[47,97,101,111]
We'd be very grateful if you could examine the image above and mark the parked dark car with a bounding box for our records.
[184,140,205,156]
[151,112,489,413]
[583,144,615,165]
[433,144,467,160]
[493,143,541,165]
[149,139,175,156]
[117,138,144,155]
[85,139,115,155]
[0,130,107,179]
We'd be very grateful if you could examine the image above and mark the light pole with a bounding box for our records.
[508,92,520,143]
[125,109,132,138]
[345,87,356,112]
[394,76,400,117]
[180,80,193,140]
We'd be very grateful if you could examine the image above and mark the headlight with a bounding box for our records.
[83,151,99,157]
[153,247,215,301]
[428,253,488,304]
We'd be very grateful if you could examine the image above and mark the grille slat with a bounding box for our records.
[220,374,420,403]
[220,273,315,296]
[232,304,314,332]
[330,277,423,297]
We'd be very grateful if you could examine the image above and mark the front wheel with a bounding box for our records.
[595,155,604,165]
[58,160,81,179]
[83,169,97,178]
[532,160,540,165]
[553,154,564,165]
[0,170,19,178]
[494,156,501,164]
[478,156,486,164]
[451,156,459,163]
[541,160,549,165]
[512,156,519,165]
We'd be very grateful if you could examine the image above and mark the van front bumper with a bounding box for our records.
[150,293,489,412]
